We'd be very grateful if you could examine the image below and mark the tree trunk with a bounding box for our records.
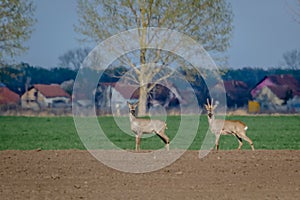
[138,24,148,116]
[137,51,148,116]
[137,12,149,117]
[138,85,148,116]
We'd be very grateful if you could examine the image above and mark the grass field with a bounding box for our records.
[0,115,299,150]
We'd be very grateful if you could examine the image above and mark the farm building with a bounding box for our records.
[94,82,139,115]
[0,83,20,105]
[95,82,185,115]
[212,80,250,108]
[21,84,71,110]
[250,74,300,112]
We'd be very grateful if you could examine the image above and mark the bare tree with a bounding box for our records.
[75,0,233,115]
[58,47,91,70]
[283,49,300,69]
[287,0,300,24]
[0,0,36,65]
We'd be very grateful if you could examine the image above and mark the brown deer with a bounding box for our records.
[127,101,169,151]
[205,99,254,151]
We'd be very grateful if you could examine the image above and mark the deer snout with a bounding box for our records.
[130,109,136,116]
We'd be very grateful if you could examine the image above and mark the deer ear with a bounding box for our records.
[204,104,208,110]
[213,104,218,109]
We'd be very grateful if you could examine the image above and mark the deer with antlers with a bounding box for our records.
[205,99,254,151]
[127,101,170,151]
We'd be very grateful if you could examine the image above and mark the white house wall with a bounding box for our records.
[44,97,70,105]
[111,87,128,116]
[255,87,284,106]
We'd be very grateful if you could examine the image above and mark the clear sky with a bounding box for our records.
[16,0,300,69]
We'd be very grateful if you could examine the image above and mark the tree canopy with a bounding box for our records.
[75,0,233,115]
[0,0,36,65]
[76,0,233,55]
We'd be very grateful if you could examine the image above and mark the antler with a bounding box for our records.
[206,98,210,106]
[206,98,218,110]
[207,98,214,107]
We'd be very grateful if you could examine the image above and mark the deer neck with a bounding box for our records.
[129,110,136,122]
[207,112,215,125]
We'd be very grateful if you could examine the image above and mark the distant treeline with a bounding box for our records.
[1,63,300,96]
[0,63,125,95]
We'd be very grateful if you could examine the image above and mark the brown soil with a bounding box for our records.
[0,150,299,200]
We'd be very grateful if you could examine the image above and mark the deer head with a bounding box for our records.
[204,98,217,119]
[127,101,138,117]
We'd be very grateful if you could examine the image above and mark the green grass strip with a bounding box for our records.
[0,115,299,150]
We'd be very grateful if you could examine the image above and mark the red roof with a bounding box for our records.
[223,80,248,91]
[34,84,70,98]
[114,83,139,99]
[0,87,20,104]
[251,74,300,99]
[268,74,299,87]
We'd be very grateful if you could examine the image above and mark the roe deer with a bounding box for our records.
[127,101,169,151]
[205,99,254,151]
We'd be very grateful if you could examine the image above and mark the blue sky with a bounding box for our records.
[228,0,300,68]
[16,0,300,68]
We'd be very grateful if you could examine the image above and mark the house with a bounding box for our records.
[95,82,139,115]
[95,82,185,115]
[0,83,20,105]
[21,84,71,110]
[250,74,300,112]
[212,80,250,108]
[224,80,250,108]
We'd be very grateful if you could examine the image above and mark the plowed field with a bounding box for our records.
[1,150,299,200]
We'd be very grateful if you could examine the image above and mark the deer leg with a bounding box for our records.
[239,134,255,151]
[135,135,141,151]
[215,134,221,151]
[166,143,169,151]
[244,136,254,151]
[235,135,243,150]
[156,129,170,151]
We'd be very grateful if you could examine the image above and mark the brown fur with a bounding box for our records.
[205,99,254,151]
[127,102,169,151]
